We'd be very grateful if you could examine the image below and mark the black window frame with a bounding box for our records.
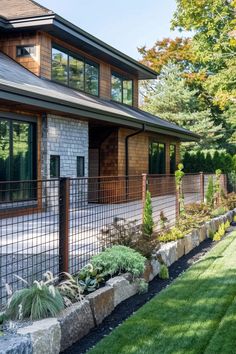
[16,45,36,58]
[0,114,37,203]
[50,155,60,179]
[51,44,100,97]
[77,156,85,177]
[149,141,166,175]
[111,72,133,106]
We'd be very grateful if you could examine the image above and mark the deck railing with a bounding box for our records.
[0,172,227,305]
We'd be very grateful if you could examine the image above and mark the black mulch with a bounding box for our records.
[63,232,232,354]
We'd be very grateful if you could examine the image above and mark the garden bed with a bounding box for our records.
[0,209,235,354]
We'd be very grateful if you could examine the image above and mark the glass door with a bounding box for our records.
[0,118,37,203]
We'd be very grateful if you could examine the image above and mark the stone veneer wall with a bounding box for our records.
[41,115,88,179]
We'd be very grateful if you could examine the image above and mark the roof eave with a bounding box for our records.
[0,84,199,142]
[4,14,157,80]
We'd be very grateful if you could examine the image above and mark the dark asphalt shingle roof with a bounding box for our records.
[0,52,199,140]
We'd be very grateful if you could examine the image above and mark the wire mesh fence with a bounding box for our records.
[0,172,226,305]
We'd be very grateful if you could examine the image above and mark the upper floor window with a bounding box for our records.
[16,45,36,58]
[149,142,166,174]
[111,72,133,106]
[52,45,99,96]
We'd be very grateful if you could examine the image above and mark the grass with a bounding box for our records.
[89,231,236,354]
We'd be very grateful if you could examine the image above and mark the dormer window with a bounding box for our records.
[16,45,36,58]
[52,45,99,96]
[111,72,133,106]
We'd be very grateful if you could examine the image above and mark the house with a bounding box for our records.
[0,0,199,208]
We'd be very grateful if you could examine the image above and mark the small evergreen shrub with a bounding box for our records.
[206,177,214,207]
[213,224,226,241]
[224,220,230,231]
[158,227,184,243]
[91,245,146,278]
[159,264,169,280]
[211,206,227,217]
[143,190,154,236]
[175,163,185,215]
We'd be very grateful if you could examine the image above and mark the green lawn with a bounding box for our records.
[89,231,236,354]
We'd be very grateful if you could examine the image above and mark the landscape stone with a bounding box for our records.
[191,229,200,248]
[156,241,177,267]
[58,300,94,352]
[184,234,193,254]
[176,238,185,259]
[149,259,161,280]
[17,318,61,354]
[143,261,152,282]
[106,276,139,307]
[0,335,32,354]
[87,286,114,325]
[199,225,207,242]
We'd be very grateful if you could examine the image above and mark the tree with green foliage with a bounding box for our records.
[143,190,154,236]
[141,63,224,151]
[139,0,236,153]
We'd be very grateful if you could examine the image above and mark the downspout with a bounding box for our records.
[125,124,146,198]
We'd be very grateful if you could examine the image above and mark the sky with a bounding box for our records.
[38,0,183,59]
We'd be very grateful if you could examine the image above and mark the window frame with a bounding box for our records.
[50,155,60,179]
[0,115,37,203]
[51,44,100,97]
[77,156,85,178]
[149,141,166,175]
[111,71,133,106]
[16,45,36,58]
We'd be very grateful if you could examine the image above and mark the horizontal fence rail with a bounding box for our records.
[0,172,227,305]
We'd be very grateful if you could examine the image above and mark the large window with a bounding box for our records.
[52,45,99,96]
[0,117,37,202]
[170,144,176,174]
[111,73,133,105]
[149,142,166,174]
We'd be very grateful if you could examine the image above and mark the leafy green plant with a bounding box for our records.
[91,245,146,278]
[143,190,154,236]
[224,220,230,231]
[77,264,103,293]
[234,215,236,223]
[159,264,169,280]
[213,224,226,242]
[6,272,64,320]
[211,206,227,217]
[158,227,184,243]
[175,163,185,216]
[137,279,148,294]
[206,176,214,207]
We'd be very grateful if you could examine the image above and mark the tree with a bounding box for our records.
[142,63,223,150]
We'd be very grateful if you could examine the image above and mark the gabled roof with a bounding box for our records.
[0,52,199,141]
[0,0,157,80]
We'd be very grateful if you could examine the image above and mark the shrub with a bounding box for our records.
[143,190,154,236]
[77,264,104,293]
[213,224,226,241]
[137,279,148,294]
[175,163,185,215]
[234,215,236,223]
[224,220,230,231]
[159,264,169,280]
[224,193,236,210]
[158,227,184,243]
[91,245,146,278]
[206,177,214,207]
[6,272,64,320]
[211,206,227,217]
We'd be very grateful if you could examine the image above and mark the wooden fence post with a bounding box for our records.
[142,173,147,222]
[200,172,204,203]
[59,177,70,274]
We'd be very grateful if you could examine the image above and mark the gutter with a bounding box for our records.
[125,124,146,176]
